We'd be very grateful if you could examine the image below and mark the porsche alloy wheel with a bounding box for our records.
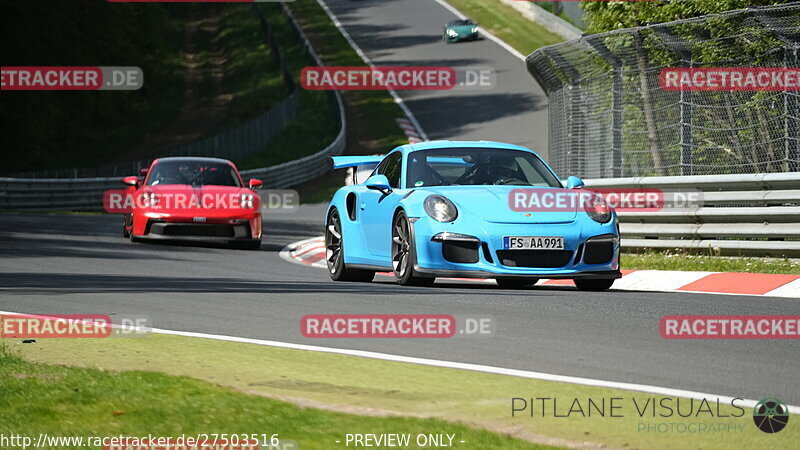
[392,212,434,286]
[326,209,344,275]
[326,208,374,282]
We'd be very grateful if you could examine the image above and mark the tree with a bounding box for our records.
[581,0,795,33]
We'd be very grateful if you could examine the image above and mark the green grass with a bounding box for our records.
[623,250,800,274]
[444,0,564,55]
[0,347,548,450]
[5,333,797,449]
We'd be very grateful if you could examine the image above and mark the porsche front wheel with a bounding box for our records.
[392,212,434,286]
[326,208,374,282]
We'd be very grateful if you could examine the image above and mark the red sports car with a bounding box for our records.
[122,157,263,249]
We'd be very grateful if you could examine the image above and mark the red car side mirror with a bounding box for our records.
[123,176,139,187]
[249,179,263,189]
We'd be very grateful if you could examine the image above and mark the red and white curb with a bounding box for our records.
[281,237,800,297]
[280,237,328,268]
[396,118,424,143]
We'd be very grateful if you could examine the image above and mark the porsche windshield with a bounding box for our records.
[146,160,242,187]
[406,148,561,188]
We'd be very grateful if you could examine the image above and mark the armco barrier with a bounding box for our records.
[585,172,800,257]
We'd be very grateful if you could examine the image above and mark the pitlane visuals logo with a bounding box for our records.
[753,397,790,434]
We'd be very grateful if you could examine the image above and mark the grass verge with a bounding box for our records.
[444,0,564,55]
[622,250,800,275]
[0,344,547,450]
[3,333,796,449]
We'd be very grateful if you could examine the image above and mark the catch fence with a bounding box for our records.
[526,3,800,179]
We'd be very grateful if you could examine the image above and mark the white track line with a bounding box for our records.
[2,309,796,415]
[314,0,429,141]
[430,0,527,62]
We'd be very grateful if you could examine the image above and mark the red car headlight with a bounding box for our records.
[140,192,159,208]
[240,193,254,209]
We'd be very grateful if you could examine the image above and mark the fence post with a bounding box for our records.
[586,37,623,177]
[653,26,693,176]
[786,46,798,172]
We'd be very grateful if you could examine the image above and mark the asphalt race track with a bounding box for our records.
[321,0,550,155]
[1,208,798,405]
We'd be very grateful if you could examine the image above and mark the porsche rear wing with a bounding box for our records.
[331,155,385,170]
[330,155,385,186]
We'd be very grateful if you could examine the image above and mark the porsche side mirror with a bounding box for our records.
[123,176,139,187]
[566,176,585,190]
[249,179,263,189]
[365,174,392,194]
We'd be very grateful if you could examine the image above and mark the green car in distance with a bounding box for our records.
[443,19,479,43]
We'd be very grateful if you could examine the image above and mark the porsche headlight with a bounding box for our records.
[584,194,612,223]
[446,29,458,37]
[424,195,458,222]
[471,26,478,33]
[240,193,254,209]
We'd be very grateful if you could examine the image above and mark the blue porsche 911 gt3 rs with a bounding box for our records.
[326,141,621,290]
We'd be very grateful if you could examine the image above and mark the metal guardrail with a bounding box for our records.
[1,171,797,259]
[498,0,581,39]
[585,172,800,257]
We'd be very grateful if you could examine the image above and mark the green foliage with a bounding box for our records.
[581,0,795,33]
[1,0,187,173]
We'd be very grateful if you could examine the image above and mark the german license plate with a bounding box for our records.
[503,236,564,250]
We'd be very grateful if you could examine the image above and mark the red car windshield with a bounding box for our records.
[146,161,242,187]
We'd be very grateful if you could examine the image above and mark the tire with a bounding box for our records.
[392,211,435,286]
[326,208,375,282]
[574,278,615,291]
[122,214,131,238]
[496,278,538,289]
[129,216,141,243]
